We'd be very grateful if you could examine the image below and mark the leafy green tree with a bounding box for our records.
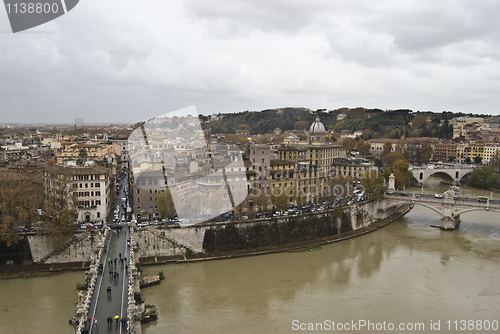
[360,170,387,202]
[467,166,498,189]
[393,159,413,189]
[473,156,483,164]
[155,188,177,219]
[465,157,471,164]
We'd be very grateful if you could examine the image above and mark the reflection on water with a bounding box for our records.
[1,180,500,333]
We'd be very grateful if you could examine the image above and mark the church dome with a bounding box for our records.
[309,116,325,132]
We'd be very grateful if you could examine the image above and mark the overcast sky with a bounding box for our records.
[1,0,500,124]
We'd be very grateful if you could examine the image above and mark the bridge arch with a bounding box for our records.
[384,199,442,216]
[411,168,474,185]
[454,207,500,216]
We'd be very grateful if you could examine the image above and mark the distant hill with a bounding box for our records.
[203,107,465,139]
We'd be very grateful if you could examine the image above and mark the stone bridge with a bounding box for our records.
[381,192,500,229]
[411,167,474,185]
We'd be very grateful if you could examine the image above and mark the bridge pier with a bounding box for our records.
[441,215,460,230]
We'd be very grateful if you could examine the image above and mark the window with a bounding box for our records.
[137,189,140,194]
[79,183,83,188]
[85,183,88,188]
[137,197,140,202]
[96,200,101,205]
[97,212,100,218]
[96,191,101,196]
[95,182,100,188]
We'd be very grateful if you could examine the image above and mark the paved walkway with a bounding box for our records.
[83,227,130,334]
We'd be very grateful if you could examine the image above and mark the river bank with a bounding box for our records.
[0,203,412,278]
[138,204,413,266]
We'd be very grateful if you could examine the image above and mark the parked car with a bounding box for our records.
[435,194,444,198]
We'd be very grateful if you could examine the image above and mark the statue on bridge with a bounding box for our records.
[444,186,460,201]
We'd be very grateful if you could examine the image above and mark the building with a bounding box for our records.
[432,142,457,162]
[56,142,120,166]
[451,117,484,139]
[483,144,500,164]
[244,144,271,189]
[367,137,432,158]
[116,140,129,169]
[269,116,344,203]
[43,163,111,223]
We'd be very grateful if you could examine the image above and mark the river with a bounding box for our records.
[1,178,500,333]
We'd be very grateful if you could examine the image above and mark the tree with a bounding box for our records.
[340,138,356,151]
[382,151,405,167]
[271,191,290,213]
[360,170,387,202]
[355,139,371,154]
[252,190,270,212]
[0,174,43,247]
[39,174,78,251]
[235,124,249,132]
[381,142,393,159]
[467,166,497,189]
[465,157,471,164]
[489,151,500,171]
[362,129,372,140]
[383,167,392,183]
[155,188,176,219]
[393,159,413,189]
[415,142,433,164]
[473,156,483,165]
[294,121,309,131]
[411,114,427,128]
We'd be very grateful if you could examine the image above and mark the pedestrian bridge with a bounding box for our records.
[380,190,500,229]
[411,166,474,185]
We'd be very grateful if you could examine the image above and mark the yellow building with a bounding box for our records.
[469,143,485,160]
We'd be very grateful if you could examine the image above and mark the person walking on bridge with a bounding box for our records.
[106,286,112,296]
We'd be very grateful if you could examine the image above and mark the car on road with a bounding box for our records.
[401,192,409,196]
[386,191,393,195]
[415,194,421,198]
[434,194,444,198]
